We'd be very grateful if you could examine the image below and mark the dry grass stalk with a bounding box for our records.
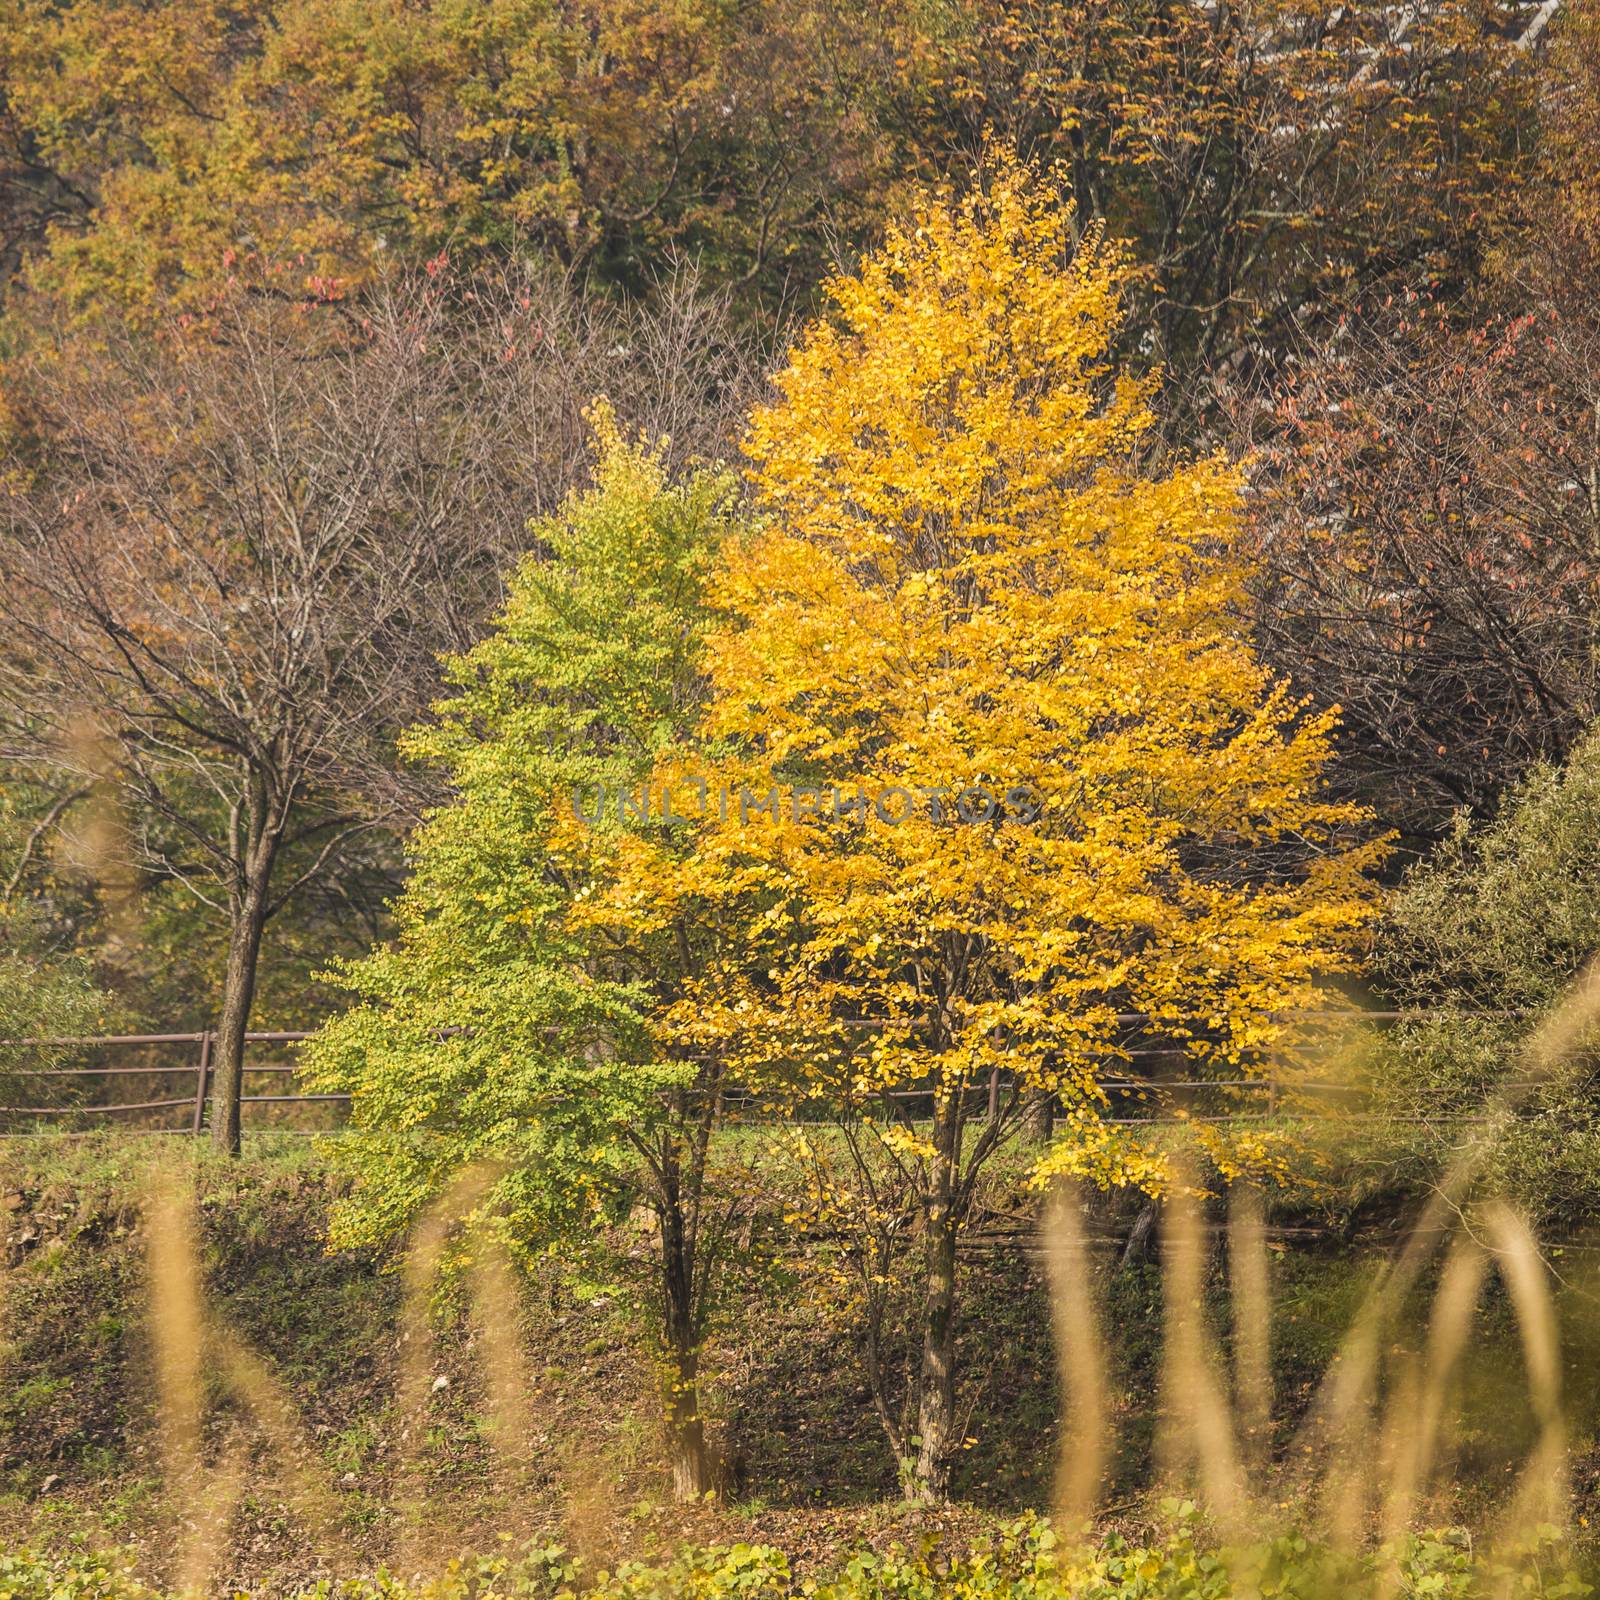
[1228,1186,1272,1469]
[215,1333,347,1564]
[393,1164,494,1573]
[561,1433,623,1576]
[394,1161,569,1569]
[468,1209,537,1519]
[145,1172,212,1589]
[1296,962,1600,1483]
[1484,1202,1568,1540]
[1158,1175,1247,1525]
[1042,1183,1107,1531]
[173,1434,246,1598]
[1377,1234,1488,1554]
[146,1166,355,1591]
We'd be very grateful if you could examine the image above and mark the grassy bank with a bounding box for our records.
[0,1135,1590,1595]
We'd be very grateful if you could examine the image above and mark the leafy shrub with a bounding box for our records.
[0,1542,156,1600]
[1368,726,1600,1225]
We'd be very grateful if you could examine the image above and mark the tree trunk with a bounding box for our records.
[1119,1199,1159,1271]
[666,1339,711,1500]
[911,1093,962,1501]
[912,1199,959,1500]
[660,1188,712,1499]
[1022,1088,1056,1143]
[209,843,275,1156]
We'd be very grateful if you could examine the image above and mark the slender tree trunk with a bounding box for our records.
[911,1093,962,1501]
[912,1203,960,1499]
[209,841,275,1156]
[660,1180,711,1499]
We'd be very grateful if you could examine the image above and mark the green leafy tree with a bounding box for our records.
[304,412,786,1498]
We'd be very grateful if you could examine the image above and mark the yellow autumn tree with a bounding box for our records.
[682,153,1384,1500]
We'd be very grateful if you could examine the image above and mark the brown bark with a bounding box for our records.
[208,835,276,1155]
[1120,1200,1159,1271]
[911,1204,959,1500]
[910,1091,961,1501]
[659,1134,713,1500]
[666,1339,711,1501]
[1021,1088,1056,1143]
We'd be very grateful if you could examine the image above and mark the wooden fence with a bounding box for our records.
[0,1010,1446,1136]
[0,1030,334,1135]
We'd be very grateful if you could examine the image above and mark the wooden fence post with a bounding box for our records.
[190,1030,213,1136]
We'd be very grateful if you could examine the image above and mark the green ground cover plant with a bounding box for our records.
[0,1514,1591,1600]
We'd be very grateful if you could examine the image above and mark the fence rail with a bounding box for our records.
[0,1008,1455,1136]
[0,1029,332,1135]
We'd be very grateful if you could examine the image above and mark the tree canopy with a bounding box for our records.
[588,154,1385,1498]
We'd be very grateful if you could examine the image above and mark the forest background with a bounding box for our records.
[4,0,1600,1589]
